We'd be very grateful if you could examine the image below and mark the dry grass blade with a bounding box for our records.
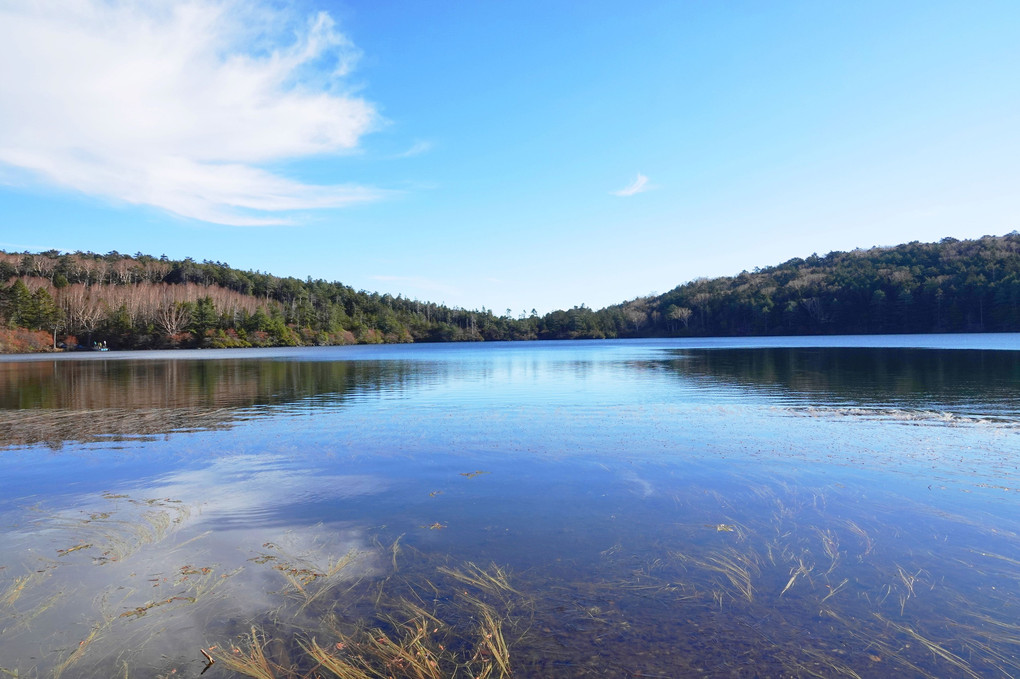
[877,615,982,679]
[972,549,1020,569]
[475,601,511,678]
[895,565,918,598]
[819,578,848,604]
[779,571,798,597]
[0,571,45,609]
[840,628,936,678]
[844,520,874,557]
[396,598,446,632]
[51,622,108,679]
[816,528,841,574]
[265,547,363,612]
[366,620,444,679]
[391,535,404,572]
[182,566,243,602]
[295,551,364,611]
[438,562,520,596]
[4,591,63,635]
[90,504,191,564]
[956,602,1020,637]
[959,637,1020,675]
[702,552,757,603]
[212,626,279,679]
[324,551,359,578]
[779,559,812,597]
[303,638,373,679]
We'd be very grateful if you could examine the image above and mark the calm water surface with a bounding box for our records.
[1,336,1019,678]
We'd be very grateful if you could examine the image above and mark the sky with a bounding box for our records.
[1,1,1018,315]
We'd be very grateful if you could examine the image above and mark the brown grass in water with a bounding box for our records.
[205,559,526,679]
[0,570,46,609]
[51,621,110,679]
[213,627,280,679]
[876,614,982,679]
[674,548,760,603]
[437,562,520,597]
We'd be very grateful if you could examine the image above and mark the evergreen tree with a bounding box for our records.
[31,288,64,347]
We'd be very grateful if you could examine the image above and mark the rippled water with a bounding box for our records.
[1,336,1018,678]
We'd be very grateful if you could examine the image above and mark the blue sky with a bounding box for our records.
[1,1,1018,314]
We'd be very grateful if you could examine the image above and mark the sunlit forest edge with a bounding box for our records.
[2,232,1019,352]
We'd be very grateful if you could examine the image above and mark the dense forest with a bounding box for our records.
[1,233,1019,352]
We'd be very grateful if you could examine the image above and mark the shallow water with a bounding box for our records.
[1,336,1019,677]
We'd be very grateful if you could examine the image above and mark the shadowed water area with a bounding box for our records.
[1,336,1019,678]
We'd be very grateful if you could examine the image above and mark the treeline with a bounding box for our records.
[1,233,1019,351]
[513,232,1020,339]
[639,233,1020,337]
[0,250,546,350]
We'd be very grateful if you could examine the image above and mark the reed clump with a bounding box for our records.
[295,600,513,679]
[437,561,520,597]
[215,627,279,679]
[209,560,527,679]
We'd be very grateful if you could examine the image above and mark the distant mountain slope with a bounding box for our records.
[1,233,1018,352]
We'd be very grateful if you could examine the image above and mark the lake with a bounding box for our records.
[1,335,1019,678]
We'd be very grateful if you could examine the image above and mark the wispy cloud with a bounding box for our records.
[395,141,434,158]
[611,173,654,197]
[0,1,384,225]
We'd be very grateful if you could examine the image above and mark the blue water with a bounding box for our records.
[1,335,1018,677]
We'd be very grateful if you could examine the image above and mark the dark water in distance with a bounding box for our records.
[1,335,1019,678]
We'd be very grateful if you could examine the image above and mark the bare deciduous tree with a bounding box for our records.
[156,301,191,336]
[667,305,693,331]
[623,307,646,332]
[58,284,104,342]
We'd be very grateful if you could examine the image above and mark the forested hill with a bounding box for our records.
[1,233,1018,351]
[622,233,1020,338]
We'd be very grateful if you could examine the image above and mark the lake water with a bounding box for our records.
[1,335,1019,678]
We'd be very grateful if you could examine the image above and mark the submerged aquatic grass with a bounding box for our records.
[215,627,279,679]
[0,570,46,609]
[209,557,528,679]
[7,474,1020,677]
[436,562,520,597]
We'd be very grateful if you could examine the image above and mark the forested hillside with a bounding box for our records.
[0,251,540,351]
[635,233,1020,338]
[1,233,1018,352]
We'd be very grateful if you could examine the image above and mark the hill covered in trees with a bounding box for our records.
[1,233,1019,352]
[619,233,1020,339]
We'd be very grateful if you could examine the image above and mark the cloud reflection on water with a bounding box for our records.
[0,452,390,677]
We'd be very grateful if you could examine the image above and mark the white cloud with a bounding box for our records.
[0,0,383,225]
[611,173,654,197]
[395,140,434,158]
